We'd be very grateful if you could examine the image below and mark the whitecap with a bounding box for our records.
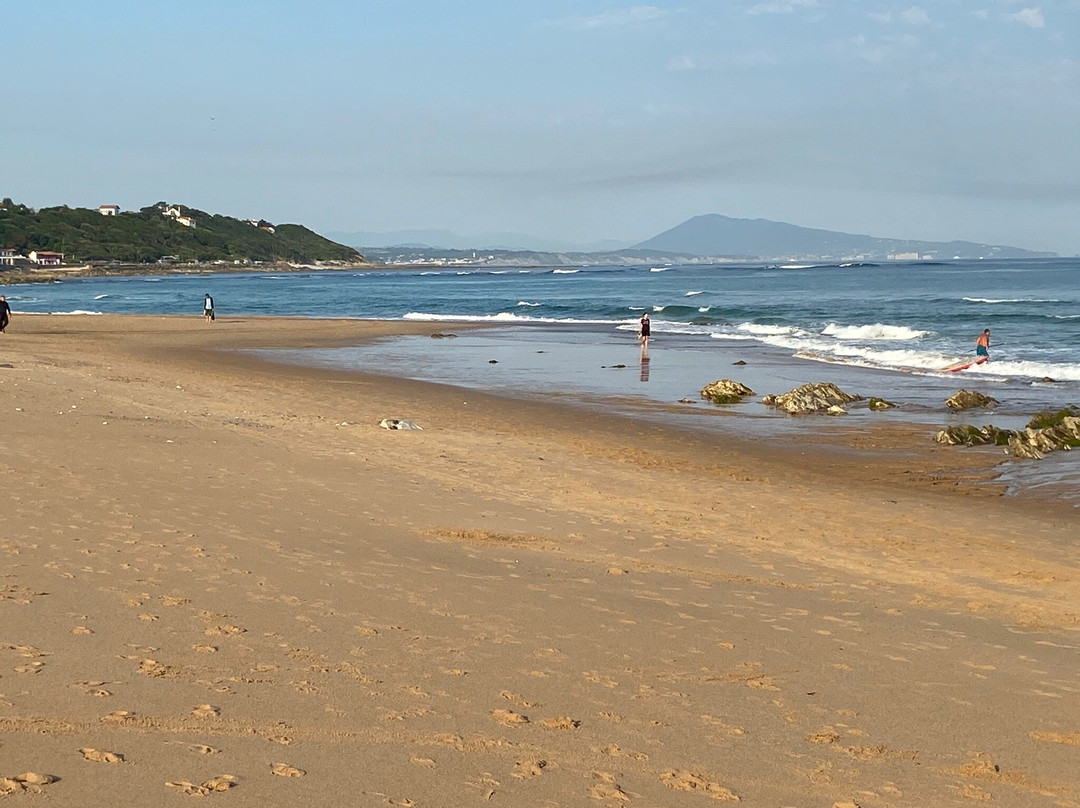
[93,294,110,300]
[684,291,704,296]
[403,311,628,325]
[516,301,541,307]
[552,269,580,274]
[650,267,668,272]
[698,307,711,313]
[822,323,929,341]
[963,297,1061,304]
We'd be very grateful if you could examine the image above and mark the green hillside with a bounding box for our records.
[0,200,364,264]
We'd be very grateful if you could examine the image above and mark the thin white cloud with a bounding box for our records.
[1006,7,1045,27]
[552,6,668,30]
[746,0,818,16]
[900,7,931,25]
[870,12,894,23]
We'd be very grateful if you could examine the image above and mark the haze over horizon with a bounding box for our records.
[3,2,1078,255]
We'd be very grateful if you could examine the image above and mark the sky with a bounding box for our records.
[2,1,1078,253]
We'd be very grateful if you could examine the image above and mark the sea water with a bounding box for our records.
[5,258,1079,499]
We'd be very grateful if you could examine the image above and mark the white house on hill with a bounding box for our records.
[98,204,120,216]
[29,250,64,266]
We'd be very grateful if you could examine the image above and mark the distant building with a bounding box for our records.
[29,250,64,266]
[162,204,196,228]
[98,204,120,216]
[888,252,920,261]
[1,248,18,266]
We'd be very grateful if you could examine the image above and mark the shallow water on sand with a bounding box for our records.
[257,323,1080,504]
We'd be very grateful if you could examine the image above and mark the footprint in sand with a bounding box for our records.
[167,742,220,756]
[1030,730,1080,746]
[0,773,58,794]
[659,769,739,802]
[540,716,581,730]
[71,626,94,635]
[590,772,630,802]
[491,709,529,727]
[512,759,547,779]
[79,748,124,764]
[598,744,648,761]
[270,763,306,778]
[166,774,237,796]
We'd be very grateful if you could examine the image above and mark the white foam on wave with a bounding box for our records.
[93,294,110,300]
[698,306,711,313]
[822,322,929,341]
[736,322,798,336]
[403,311,628,325]
[516,301,541,307]
[780,264,813,270]
[652,305,666,312]
[552,269,579,274]
[963,297,1061,304]
[959,360,1080,383]
[34,310,105,316]
[419,271,442,275]
[685,290,703,296]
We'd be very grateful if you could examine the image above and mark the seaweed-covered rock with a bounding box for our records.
[1026,406,1080,431]
[934,425,1010,447]
[868,397,897,411]
[762,382,863,414]
[945,389,998,410]
[701,379,755,405]
[935,413,1080,459]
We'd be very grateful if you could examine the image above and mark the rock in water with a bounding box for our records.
[868,397,897,411]
[700,379,755,405]
[945,389,998,410]
[762,382,862,414]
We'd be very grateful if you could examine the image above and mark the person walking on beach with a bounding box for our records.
[203,293,215,323]
[0,295,11,333]
[975,328,991,360]
[638,312,651,347]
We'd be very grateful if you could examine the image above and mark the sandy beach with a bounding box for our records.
[2,314,1078,806]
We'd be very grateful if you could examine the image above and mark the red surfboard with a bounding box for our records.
[943,356,989,373]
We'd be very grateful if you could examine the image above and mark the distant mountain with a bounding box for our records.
[327,229,629,253]
[635,214,1055,260]
[0,200,364,264]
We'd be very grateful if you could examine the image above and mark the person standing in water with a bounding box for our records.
[638,312,651,348]
[203,293,215,323]
[975,328,990,360]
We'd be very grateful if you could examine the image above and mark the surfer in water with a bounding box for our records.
[975,329,991,360]
[639,312,651,348]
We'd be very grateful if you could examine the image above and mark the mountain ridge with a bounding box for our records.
[635,213,1054,260]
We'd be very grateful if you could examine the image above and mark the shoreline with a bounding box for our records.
[3,314,1079,804]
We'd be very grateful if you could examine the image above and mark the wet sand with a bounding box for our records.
[2,315,1078,806]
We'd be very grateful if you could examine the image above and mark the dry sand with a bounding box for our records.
[1,315,1078,807]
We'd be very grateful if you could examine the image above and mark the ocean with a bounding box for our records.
[5,257,1079,499]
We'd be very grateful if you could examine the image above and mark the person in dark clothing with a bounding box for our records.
[639,312,651,347]
[0,295,11,333]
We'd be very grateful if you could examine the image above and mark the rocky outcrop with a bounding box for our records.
[701,379,755,405]
[868,397,897,411]
[935,407,1080,459]
[762,382,862,414]
[945,389,998,410]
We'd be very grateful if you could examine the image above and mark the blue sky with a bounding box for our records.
[3,1,1078,252]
